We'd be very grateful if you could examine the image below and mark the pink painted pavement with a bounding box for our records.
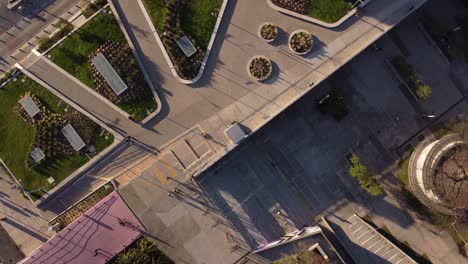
[19,191,145,264]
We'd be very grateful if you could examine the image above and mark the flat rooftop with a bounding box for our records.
[18,191,144,264]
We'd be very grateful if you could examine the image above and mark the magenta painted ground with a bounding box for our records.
[19,191,145,264]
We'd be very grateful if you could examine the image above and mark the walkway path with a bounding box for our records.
[0,164,51,255]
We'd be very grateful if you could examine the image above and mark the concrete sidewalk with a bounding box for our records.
[0,165,51,255]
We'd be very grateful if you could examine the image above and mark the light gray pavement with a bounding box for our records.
[0,0,83,75]
[117,156,252,264]
[331,214,417,264]
[12,0,462,262]
[186,16,468,262]
[19,0,428,198]
[0,165,51,255]
[15,0,430,217]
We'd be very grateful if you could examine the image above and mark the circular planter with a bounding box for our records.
[289,29,314,55]
[258,22,278,42]
[247,56,272,81]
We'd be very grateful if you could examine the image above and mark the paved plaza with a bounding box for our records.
[3,0,468,263]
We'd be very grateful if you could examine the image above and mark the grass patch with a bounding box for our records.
[50,13,125,88]
[0,76,114,199]
[306,0,354,23]
[49,12,155,121]
[398,155,411,189]
[142,0,166,33]
[180,0,222,49]
[144,0,221,50]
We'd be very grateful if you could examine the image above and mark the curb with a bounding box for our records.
[35,54,131,120]
[108,0,162,123]
[137,0,229,84]
[33,140,122,206]
[15,63,124,141]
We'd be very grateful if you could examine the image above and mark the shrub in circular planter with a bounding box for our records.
[289,30,313,55]
[259,22,278,42]
[248,56,272,81]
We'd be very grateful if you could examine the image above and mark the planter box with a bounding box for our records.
[138,0,229,84]
[289,29,314,55]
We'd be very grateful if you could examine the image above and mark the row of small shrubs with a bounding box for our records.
[83,0,108,18]
[38,18,74,52]
[390,56,432,100]
[349,154,384,197]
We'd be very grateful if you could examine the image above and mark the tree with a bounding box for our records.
[416,84,432,100]
[348,154,384,197]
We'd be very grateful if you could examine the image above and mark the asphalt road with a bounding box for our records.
[0,0,81,72]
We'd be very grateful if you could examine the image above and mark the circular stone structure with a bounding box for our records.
[408,133,468,215]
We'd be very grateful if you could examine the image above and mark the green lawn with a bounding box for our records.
[49,12,156,121]
[306,0,354,23]
[144,0,222,49]
[0,76,114,200]
[398,155,411,189]
[143,0,166,34]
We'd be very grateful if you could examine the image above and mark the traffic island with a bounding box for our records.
[140,0,229,84]
[0,75,114,200]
